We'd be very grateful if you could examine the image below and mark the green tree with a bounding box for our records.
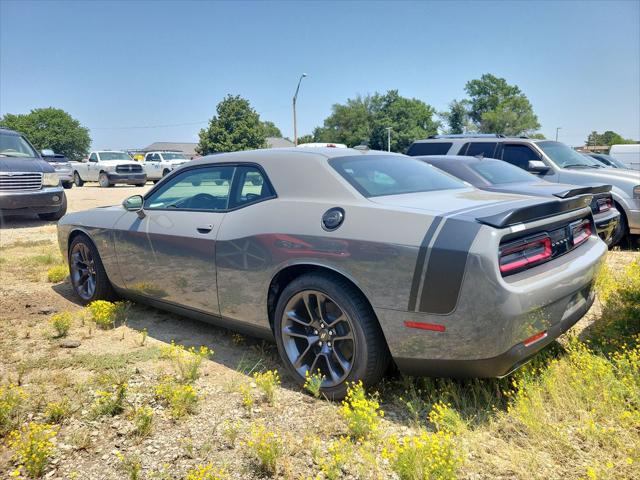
[261,121,282,138]
[314,90,439,152]
[440,100,469,134]
[464,74,540,135]
[586,130,637,146]
[197,95,267,154]
[296,134,314,145]
[0,108,90,161]
[529,133,546,139]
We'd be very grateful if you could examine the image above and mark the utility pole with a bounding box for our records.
[555,127,562,142]
[292,73,307,146]
[386,127,392,152]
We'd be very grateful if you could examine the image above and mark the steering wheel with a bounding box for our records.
[184,193,218,209]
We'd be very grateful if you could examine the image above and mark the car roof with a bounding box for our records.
[0,127,20,136]
[411,136,541,144]
[419,155,502,164]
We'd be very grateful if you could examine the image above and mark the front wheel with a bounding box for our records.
[73,172,84,187]
[62,181,73,189]
[274,272,390,399]
[98,172,112,188]
[68,235,115,303]
[609,210,627,247]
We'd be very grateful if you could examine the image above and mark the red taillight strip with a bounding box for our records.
[404,321,446,332]
[499,236,552,274]
[523,330,547,347]
[572,220,592,247]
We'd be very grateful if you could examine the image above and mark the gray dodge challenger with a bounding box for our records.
[57,148,607,397]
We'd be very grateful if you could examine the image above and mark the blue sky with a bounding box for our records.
[1,0,639,149]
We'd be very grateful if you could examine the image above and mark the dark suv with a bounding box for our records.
[0,128,67,221]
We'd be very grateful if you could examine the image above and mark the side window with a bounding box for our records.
[145,166,235,211]
[467,142,497,158]
[153,153,161,162]
[229,166,275,209]
[501,144,540,169]
[406,142,453,156]
[89,153,98,162]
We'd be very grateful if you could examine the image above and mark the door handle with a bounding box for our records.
[197,224,214,234]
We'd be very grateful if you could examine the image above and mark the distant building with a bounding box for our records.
[143,137,294,159]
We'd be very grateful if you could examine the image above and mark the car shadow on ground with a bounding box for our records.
[0,214,57,229]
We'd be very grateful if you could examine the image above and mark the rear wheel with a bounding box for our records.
[73,172,84,187]
[68,235,115,303]
[62,181,73,189]
[98,172,112,188]
[274,272,389,399]
[162,169,170,177]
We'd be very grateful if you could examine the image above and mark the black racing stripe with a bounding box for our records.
[418,219,481,314]
[407,217,443,311]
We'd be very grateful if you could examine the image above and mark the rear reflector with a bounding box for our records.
[499,234,552,274]
[404,321,446,332]
[523,330,547,347]
[571,219,592,247]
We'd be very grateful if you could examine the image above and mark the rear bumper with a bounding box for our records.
[394,282,595,377]
[0,187,65,215]
[593,208,620,244]
[376,227,607,378]
[106,172,146,184]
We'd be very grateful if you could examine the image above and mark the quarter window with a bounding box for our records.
[145,166,235,211]
[406,142,453,156]
[230,166,275,208]
[501,144,540,169]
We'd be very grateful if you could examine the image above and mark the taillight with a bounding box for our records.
[499,234,552,275]
[596,197,612,213]
[571,219,592,247]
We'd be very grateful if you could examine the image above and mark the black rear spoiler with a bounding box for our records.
[553,184,611,198]
[476,195,592,228]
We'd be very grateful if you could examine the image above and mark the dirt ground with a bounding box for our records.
[0,183,638,479]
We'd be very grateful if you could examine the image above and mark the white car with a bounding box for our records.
[609,144,640,170]
[72,151,147,188]
[141,151,190,182]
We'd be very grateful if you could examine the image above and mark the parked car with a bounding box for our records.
[297,142,348,148]
[586,152,629,169]
[0,128,67,220]
[407,135,640,245]
[141,151,190,182]
[418,155,620,245]
[71,150,146,188]
[609,144,640,170]
[40,149,74,189]
[58,148,606,397]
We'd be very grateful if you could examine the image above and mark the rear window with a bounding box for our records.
[406,142,453,156]
[466,142,497,158]
[470,160,536,184]
[330,155,466,197]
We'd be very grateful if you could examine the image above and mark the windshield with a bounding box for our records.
[537,141,602,168]
[330,155,466,197]
[100,152,132,161]
[0,132,38,158]
[593,154,628,169]
[162,152,187,160]
[470,160,537,184]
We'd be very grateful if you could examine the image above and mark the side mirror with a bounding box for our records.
[123,195,145,218]
[528,160,550,173]
[41,149,55,157]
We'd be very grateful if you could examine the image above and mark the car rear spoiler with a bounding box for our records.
[552,184,612,198]
[476,195,593,228]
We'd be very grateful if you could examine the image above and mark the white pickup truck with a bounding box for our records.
[72,151,147,188]
[141,151,190,182]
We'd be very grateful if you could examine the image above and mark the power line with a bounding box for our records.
[89,120,208,130]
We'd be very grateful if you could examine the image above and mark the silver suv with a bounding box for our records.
[408,134,640,245]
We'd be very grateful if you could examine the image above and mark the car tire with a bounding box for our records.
[135,183,146,187]
[99,172,112,188]
[68,234,116,304]
[73,172,84,187]
[62,181,73,189]
[609,209,627,247]
[38,193,67,221]
[162,169,170,177]
[274,271,390,400]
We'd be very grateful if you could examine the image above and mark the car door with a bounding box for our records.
[113,164,236,314]
[87,152,99,181]
[498,143,559,182]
